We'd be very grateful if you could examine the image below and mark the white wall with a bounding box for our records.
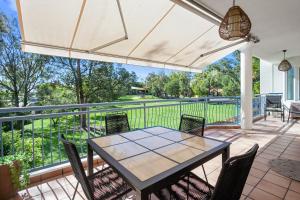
[272,65,285,93]
[260,59,273,94]
[260,59,285,94]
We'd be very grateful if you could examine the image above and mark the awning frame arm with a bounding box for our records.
[88,0,129,53]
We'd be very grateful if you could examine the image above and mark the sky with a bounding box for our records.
[0,0,232,82]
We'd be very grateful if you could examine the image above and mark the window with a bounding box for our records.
[287,67,294,100]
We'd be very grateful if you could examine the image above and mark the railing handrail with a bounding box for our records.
[0,98,242,122]
[0,96,240,114]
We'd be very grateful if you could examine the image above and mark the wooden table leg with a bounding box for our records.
[87,143,93,176]
[222,146,230,164]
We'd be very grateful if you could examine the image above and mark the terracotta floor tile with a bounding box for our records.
[42,191,57,199]
[285,190,300,200]
[256,179,288,198]
[263,172,291,188]
[52,187,69,199]
[249,168,266,179]
[262,150,281,157]
[26,186,41,197]
[246,175,261,186]
[252,161,270,172]
[46,180,61,190]
[242,184,254,196]
[269,169,291,179]
[259,153,278,160]
[249,188,281,200]
[289,180,300,193]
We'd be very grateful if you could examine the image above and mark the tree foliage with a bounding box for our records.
[36,82,76,105]
[191,51,260,97]
[53,59,137,104]
[146,72,168,98]
[0,20,49,107]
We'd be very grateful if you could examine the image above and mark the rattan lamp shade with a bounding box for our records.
[219,5,251,41]
[278,60,292,71]
[278,50,292,71]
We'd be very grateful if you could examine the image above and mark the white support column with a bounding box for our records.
[282,70,287,101]
[240,44,253,129]
[294,67,299,100]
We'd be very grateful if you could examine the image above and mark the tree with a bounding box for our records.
[0,14,7,33]
[178,72,193,97]
[192,65,223,96]
[36,82,76,105]
[146,72,168,98]
[0,19,49,107]
[252,57,260,94]
[191,51,260,97]
[53,58,137,127]
[87,64,137,102]
[165,73,180,97]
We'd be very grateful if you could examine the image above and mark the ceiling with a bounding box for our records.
[197,0,300,65]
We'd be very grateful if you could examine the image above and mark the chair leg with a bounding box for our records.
[187,173,190,200]
[288,112,291,123]
[201,165,212,196]
[72,182,79,200]
[264,110,267,120]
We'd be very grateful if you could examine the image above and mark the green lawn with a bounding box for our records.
[117,95,159,101]
[2,95,238,170]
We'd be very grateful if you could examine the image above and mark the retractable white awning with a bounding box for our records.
[16,0,247,72]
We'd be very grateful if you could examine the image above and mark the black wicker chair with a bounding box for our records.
[105,112,130,135]
[152,144,259,200]
[179,114,205,136]
[60,135,132,200]
[264,95,284,121]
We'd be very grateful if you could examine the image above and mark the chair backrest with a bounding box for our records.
[105,112,130,135]
[179,114,205,136]
[266,95,282,108]
[211,144,259,200]
[60,135,94,200]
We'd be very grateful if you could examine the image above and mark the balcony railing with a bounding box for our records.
[0,96,264,171]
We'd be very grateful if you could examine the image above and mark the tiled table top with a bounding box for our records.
[91,127,223,181]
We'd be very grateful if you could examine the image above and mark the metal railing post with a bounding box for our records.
[179,101,182,117]
[204,97,208,125]
[87,107,91,138]
[143,103,146,128]
[236,97,240,124]
[0,122,2,158]
[260,95,264,116]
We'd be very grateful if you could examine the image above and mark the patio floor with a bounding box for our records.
[15,116,300,200]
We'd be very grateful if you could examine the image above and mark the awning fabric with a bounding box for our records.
[17,0,246,72]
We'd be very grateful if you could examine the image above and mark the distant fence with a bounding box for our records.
[0,95,264,171]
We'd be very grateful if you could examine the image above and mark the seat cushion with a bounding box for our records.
[153,172,214,200]
[88,167,132,200]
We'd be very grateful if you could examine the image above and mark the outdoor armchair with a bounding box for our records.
[264,95,284,121]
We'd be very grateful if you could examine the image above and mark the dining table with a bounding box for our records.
[87,126,230,200]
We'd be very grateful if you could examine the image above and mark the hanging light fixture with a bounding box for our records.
[278,50,292,71]
[219,0,252,41]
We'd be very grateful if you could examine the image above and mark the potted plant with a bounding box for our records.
[0,153,30,200]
